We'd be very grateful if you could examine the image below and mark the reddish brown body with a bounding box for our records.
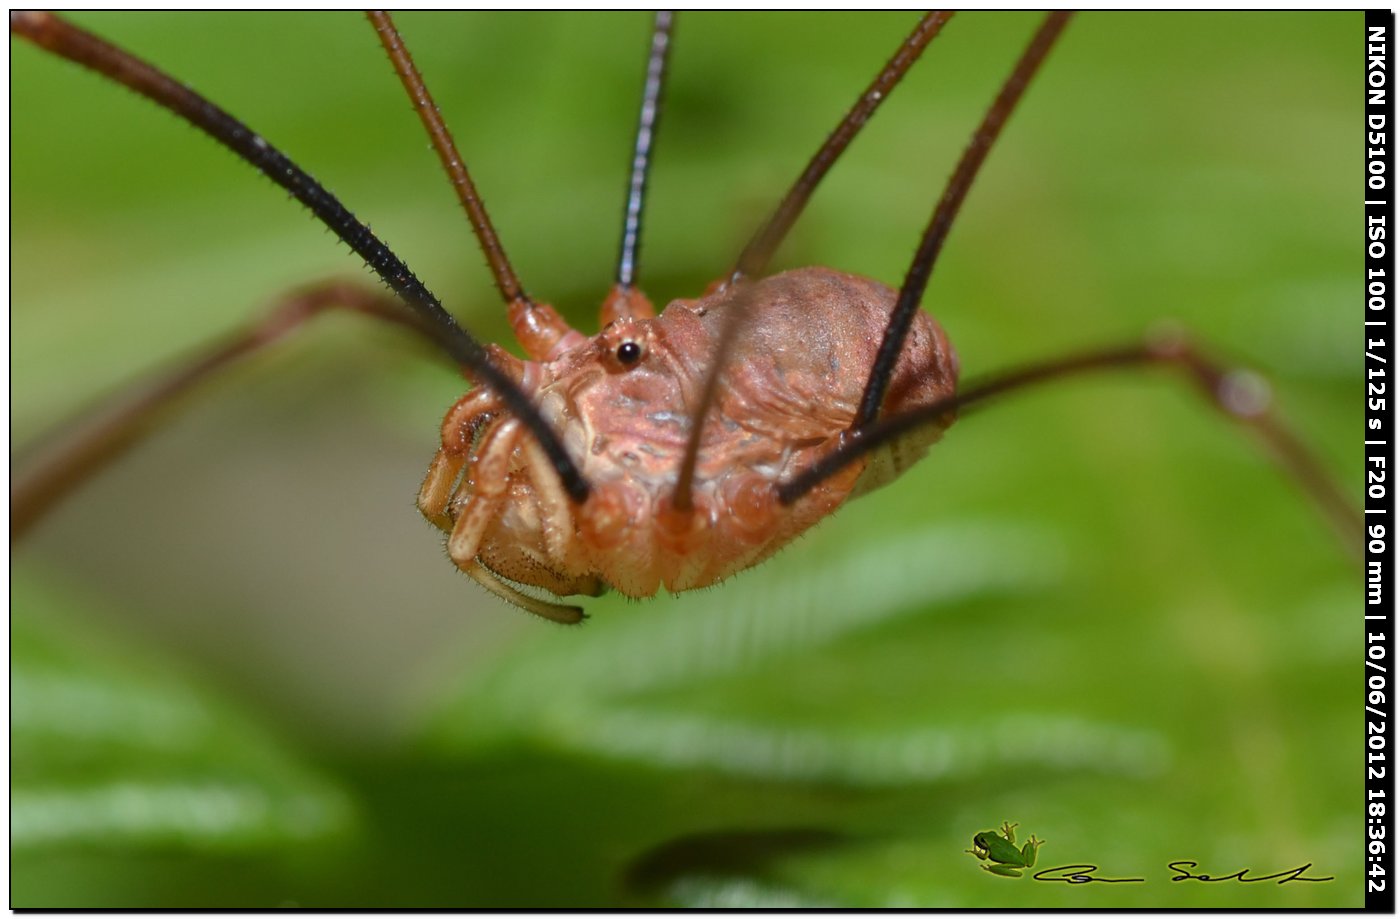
[418,266,958,616]
[10,12,1356,631]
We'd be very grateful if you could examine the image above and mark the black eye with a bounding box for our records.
[616,341,643,365]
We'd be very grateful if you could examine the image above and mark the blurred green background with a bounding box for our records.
[12,11,1359,908]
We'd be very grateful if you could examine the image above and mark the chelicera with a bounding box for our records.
[10,11,1359,625]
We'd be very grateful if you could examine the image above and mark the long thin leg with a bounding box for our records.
[12,282,428,541]
[855,11,1072,430]
[777,332,1363,563]
[366,11,524,307]
[731,11,955,282]
[601,10,676,328]
[669,11,954,512]
[367,10,584,362]
[10,11,589,502]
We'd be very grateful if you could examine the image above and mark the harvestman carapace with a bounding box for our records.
[10,11,1360,624]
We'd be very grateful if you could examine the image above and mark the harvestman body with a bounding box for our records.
[10,12,1359,624]
[417,267,956,602]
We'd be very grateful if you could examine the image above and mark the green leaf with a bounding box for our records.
[12,571,354,858]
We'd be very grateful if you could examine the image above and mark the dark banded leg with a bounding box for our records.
[10,11,589,502]
[731,10,956,283]
[855,11,1073,431]
[670,11,957,514]
[778,330,1362,564]
[601,10,676,329]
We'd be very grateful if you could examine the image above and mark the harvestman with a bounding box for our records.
[10,11,1360,623]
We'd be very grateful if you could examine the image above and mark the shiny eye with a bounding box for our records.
[616,341,643,365]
